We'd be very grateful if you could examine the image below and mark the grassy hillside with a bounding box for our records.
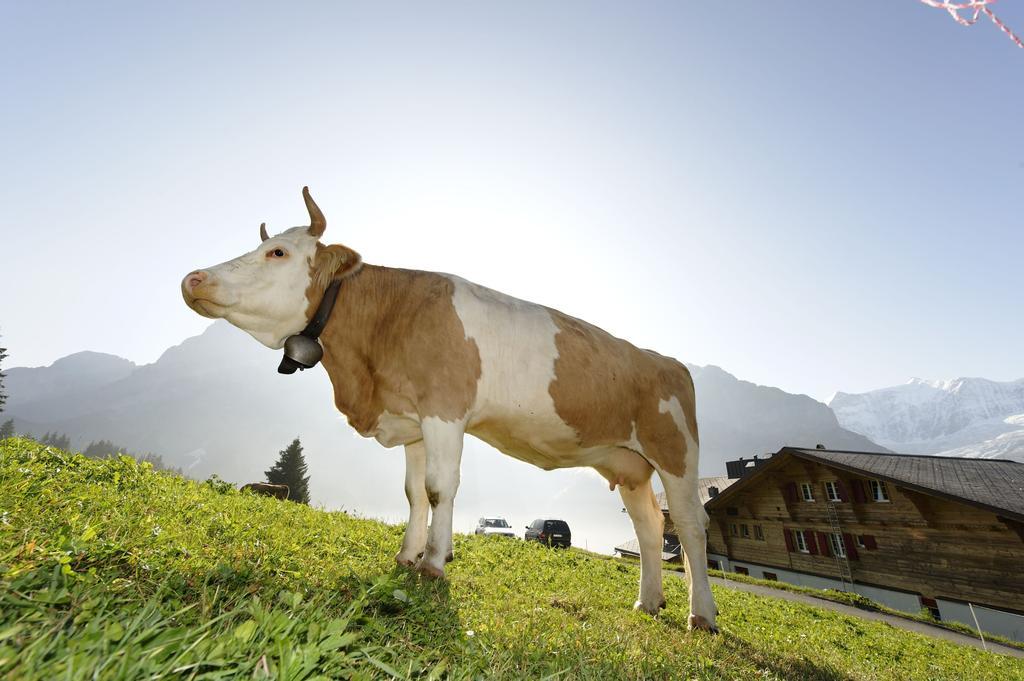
[1,438,1021,680]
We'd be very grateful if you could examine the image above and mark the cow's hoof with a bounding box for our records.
[415,562,446,580]
[688,614,719,634]
[633,599,665,616]
[395,553,418,568]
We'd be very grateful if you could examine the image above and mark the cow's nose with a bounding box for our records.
[183,270,208,292]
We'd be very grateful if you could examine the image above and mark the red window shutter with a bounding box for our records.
[816,532,832,557]
[806,532,819,555]
[851,480,866,503]
[835,480,849,502]
[864,535,877,550]
[784,528,794,552]
[843,533,859,560]
[785,482,798,504]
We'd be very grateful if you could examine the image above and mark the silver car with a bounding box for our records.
[474,517,516,538]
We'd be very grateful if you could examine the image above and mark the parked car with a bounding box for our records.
[525,518,571,548]
[474,517,516,538]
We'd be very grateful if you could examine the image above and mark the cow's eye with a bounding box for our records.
[268,248,286,258]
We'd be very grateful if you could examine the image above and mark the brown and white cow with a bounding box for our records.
[181,187,718,631]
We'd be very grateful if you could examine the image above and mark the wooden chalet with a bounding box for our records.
[705,447,1024,641]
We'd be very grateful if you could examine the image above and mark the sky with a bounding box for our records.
[2,1,1023,403]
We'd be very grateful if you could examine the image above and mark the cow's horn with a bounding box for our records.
[260,222,269,242]
[303,186,326,238]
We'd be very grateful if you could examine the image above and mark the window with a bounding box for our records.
[734,566,749,576]
[754,525,765,541]
[869,479,890,502]
[828,533,847,558]
[763,572,778,581]
[740,524,750,538]
[855,535,866,549]
[825,481,842,502]
[801,483,815,502]
[545,520,570,533]
[730,523,739,537]
[794,530,809,553]
[707,559,721,571]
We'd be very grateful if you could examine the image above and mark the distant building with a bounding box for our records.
[725,453,774,480]
[615,447,1024,642]
[705,447,1024,642]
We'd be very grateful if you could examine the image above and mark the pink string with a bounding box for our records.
[919,0,1024,49]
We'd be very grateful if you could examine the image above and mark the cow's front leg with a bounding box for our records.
[416,417,465,579]
[396,440,429,567]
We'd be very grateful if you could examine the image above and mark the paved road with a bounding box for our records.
[665,570,1024,659]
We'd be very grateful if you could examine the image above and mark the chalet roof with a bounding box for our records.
[707,446,1024,523]
[613,538,680,562]
[654,476,735,512]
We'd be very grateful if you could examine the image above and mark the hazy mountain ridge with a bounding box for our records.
[5,322,888,552]
[689,365,889,460]
[4,351,136,409]
[829,377,1024,462]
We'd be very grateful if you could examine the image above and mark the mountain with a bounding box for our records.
[3,322,887,552]
[829,377,1024,462]
[689,365,889,462]
[4,351,135,408]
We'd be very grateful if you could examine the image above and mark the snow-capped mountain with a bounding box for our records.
[829,377,1024,462]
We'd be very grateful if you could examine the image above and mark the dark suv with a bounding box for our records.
[525,519,571,548]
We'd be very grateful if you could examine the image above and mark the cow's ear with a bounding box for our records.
[303,186,326,238]
[309,243,362,295]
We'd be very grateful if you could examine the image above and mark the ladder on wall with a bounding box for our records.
[825,501,854,591]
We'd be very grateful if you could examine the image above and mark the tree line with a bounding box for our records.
[0,425,183,476]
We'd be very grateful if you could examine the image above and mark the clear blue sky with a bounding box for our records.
[2,1,1022,402]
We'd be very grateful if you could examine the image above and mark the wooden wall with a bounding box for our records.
[703,457,1024,612]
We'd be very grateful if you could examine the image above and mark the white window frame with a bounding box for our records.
[730,523,738,537]
[794,530,809,553]
[754,525,765,541]
[825,481,842,502]
[869,479,890,502]
[828,533,847,558]
[740,524,750,538]
[800,482,815,502]
[855,535,867,549]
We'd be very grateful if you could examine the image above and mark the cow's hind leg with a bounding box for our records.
[659,467,718,632]
[396,440,429,567]
[416,417,465,579]
[619,478,666,614]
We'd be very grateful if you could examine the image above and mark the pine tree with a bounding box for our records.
[264,437,311,504]
[0,419,13,440]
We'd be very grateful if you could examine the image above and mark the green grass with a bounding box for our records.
[648,560,1024,651]
[1,437,1022,680]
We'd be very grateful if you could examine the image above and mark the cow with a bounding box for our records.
[181,187,718,631]
[240,482,290,500]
